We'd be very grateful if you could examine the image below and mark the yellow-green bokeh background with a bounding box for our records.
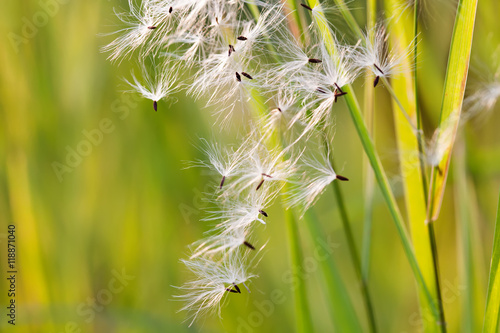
[1,0,500,332]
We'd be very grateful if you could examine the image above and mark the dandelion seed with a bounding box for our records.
[258,209,268,217]
[124,61,179,111]
[241,72,253,80]
[187,139,245,188]
[235,72,242,82]
[228,44,235,56]
[190,226,251,259]
[169,6,173,14]
[287,150,344,214]
[175,251,257,326]
[354,23,414,83]
[237,36,248,41]
[101,0,170,61]
[204,189,277,234]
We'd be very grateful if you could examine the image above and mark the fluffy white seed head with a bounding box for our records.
[353,23,413,80]
[287,150,341,214]
[175,250,257,326]
[124,60,179,107]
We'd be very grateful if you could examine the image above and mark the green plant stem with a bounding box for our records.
[284,206,314,333]
[361,0,377,285]
[428,0,478,221]
[303,209,363,331]
[306,0,440,323]
[427,220,447,330]
[323,133,377,333]
[483,191,500,333]
[380,76,418,131]
[413,0,429,196]
[330,169,378,333]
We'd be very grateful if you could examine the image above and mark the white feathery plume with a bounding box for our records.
[353,23,414,87]
[464,51,500,120]
[188,138,245,189]
[287,150,347,213]
[204,189,277,235]
[229,145,299,192]
[101,0,168,61]
[290,42,357,139]
[464,82,500,118]
[175,250,257,326]
[124,60,180,111]
[425,114,459,167]
[189,226,256,259]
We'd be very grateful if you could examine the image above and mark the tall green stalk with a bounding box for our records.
[384,0,446,330]
[305,0,440,323]
[483,191,500,333]
[361,0,377,287]
[325,142,377,333]
[428,0,478,221]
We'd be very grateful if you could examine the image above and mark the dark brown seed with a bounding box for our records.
[300,3,313,11]
[228,45,235,56]
[153,100,158,112]
[235,72,241,82]
[237,36,248,41]
[243,241,256,250]
[256,178,265,191]
[334,82,343,93]
[308,58,322,63]
[148,26,156,30]
[373,63,385,75]
[226,288,238,293]
[262,173,272,178]
[241,72,253,80]
[259,209,268,217]
[336,175,349,181]
[219,176,226,189]
[316,87,328,94]
[373,76,380,87]
[169,6,173,13]
[232,283,241,294]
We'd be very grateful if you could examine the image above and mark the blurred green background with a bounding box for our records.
[1,0,500,332]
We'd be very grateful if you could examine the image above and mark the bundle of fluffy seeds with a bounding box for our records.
[102,0,497,326]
